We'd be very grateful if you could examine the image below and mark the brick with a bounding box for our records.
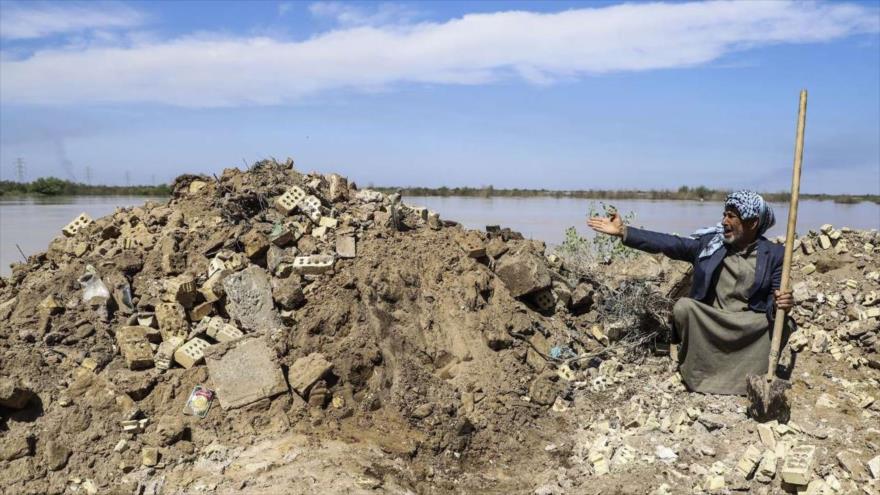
[287,353,333,397]
[154,336,184,370]
[781,444,816,486]
[189,301,214,322]
[336,235,356,258]
[868,455,880,480]
[311,225,328,238]
[755,450,777,483]
[818,235,832,250]
[427,211,441,230]
[164,275,197,308]
[275,186,306,215]
[458,235,486,258]
[116,326,157,370]
[736,444,763,478]
[833,240,848,254]
[827,229,842,240]
[155,302,189,341]
[174,337,211,369]
[205,338,287,409]
[203,317,244,343]
[589,451,609,475]
[318,216,338,228]
[62,212,93,237]
[300,195,323,223]
[801,237,815,255]
[704,475,724,491]
[820,224,833,234]
[328,174,348,202]
[531,288,556,311]
[836,450,869,481]
[757,423,777,449]
[802,263,817,275]
[292,255,335,275]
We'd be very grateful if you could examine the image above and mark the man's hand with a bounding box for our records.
[774,289,794,313]
[587,212,624,238]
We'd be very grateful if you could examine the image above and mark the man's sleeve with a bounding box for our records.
[622,227,701,263]
[766,251,784,322]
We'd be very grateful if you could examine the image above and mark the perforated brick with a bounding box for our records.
[292,255,335,275]
[781,444,816,486]
[62,213,93,237]
[154,336,184,370]
[204,317,244,343]
[174,337,211,369]
[155,302,189,341]
[300,195,323,223]
[532,288,555,311]
[275,186,306,215]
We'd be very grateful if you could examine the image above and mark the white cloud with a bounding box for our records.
[1,1,877,107]
[308,2,421,27]
[0,2,146,40]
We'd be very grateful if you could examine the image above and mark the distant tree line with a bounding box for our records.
[0,177,171,196]
[374,184,879,204]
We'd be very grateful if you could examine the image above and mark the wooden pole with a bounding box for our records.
[766,89,807,379]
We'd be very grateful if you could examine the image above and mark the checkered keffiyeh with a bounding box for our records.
[692,190,776,258]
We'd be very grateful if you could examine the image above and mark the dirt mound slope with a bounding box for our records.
[1,160,878,494]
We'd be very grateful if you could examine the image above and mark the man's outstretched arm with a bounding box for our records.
[587,213,701,263]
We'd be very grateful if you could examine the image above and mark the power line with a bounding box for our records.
[85,166,93,185]
[15,158,25,183]
[124,170,131,187]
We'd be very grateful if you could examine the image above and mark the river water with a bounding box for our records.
[1,195,877,276]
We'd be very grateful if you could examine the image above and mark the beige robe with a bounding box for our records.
[673,244,773,395]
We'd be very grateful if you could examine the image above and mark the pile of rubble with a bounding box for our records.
[0,160,621,494]
[0,159,877,494]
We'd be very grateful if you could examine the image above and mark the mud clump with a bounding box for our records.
[1,160,878,494]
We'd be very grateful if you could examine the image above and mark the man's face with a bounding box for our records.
[721,207,757,246]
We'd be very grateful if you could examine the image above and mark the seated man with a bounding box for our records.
[587,190,794,395]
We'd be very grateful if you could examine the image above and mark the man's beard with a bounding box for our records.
[722,229,738,245]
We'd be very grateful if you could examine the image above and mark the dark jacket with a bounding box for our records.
[622,227,784,322]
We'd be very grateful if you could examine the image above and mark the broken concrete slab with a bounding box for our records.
[287,353,333,397]
[494,251,552,298]
[223,266,280,332]
[206,337,287,409]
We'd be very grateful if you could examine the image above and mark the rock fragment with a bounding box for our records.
[494,251,552,298]
[288,353,333,397]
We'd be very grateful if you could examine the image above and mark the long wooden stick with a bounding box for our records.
[766,89,807,379]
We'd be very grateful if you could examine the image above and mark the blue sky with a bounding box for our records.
[0,1,878,194]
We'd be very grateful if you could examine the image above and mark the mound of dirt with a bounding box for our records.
[0,160,621,494]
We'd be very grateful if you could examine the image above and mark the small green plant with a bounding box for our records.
[554,202,638,280]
